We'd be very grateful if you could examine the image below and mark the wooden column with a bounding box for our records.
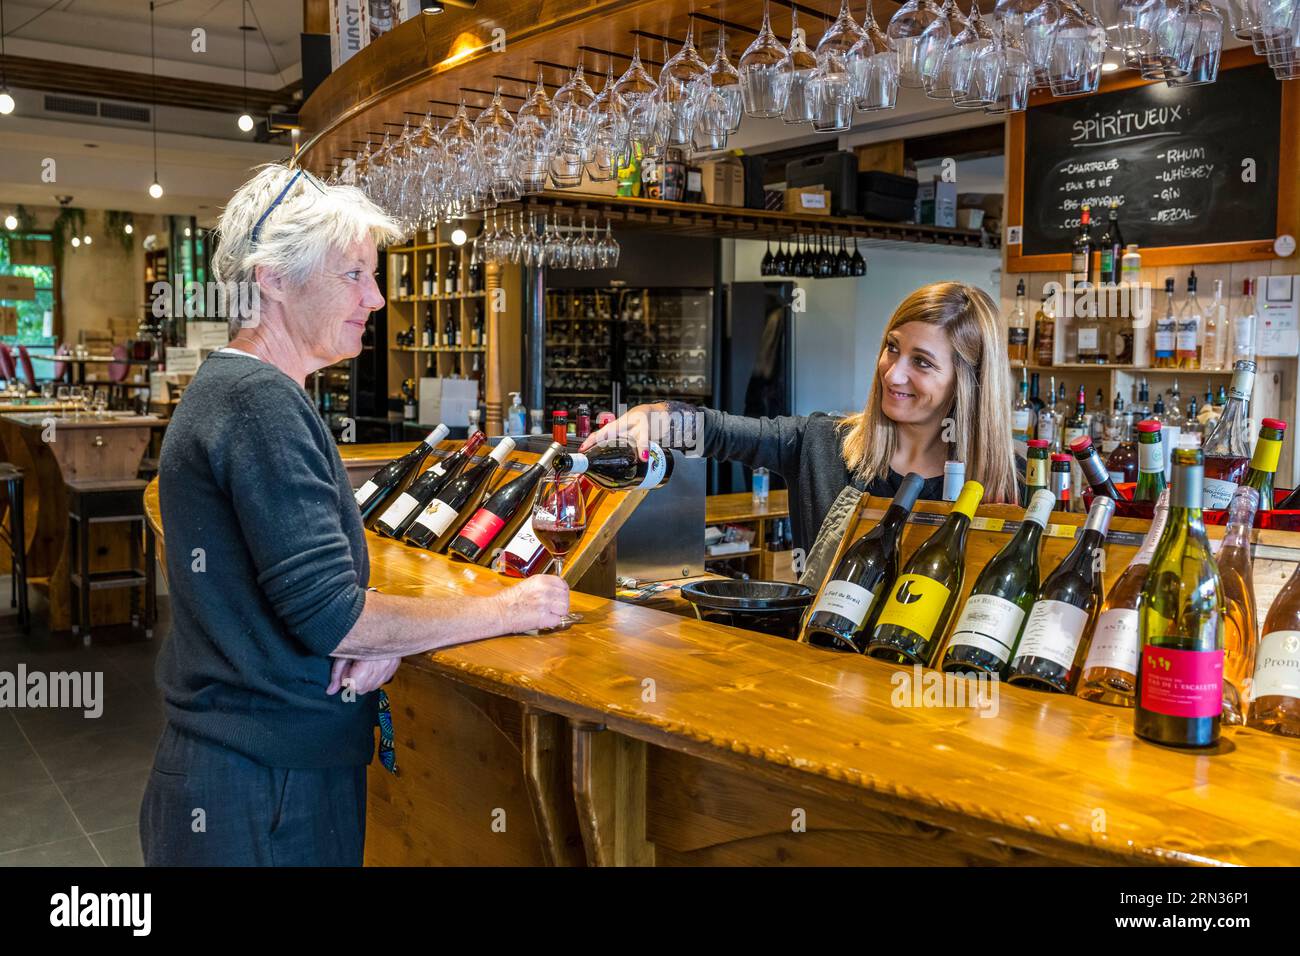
[303,0,330,34]
[570,721,655,867]
[521,707,587,867]
[484,260,504,435]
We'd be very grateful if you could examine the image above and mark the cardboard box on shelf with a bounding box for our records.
[784,186,831,215]
[699,156,745,206]
[419,377,478,429]
[915,178,958,227]
[855,139,906,175]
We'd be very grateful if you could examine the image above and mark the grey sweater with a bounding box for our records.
[156,352,376,768]
[701,408,944,555]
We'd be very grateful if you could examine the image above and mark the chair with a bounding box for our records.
[66,478,156,644]
[0,344,15,384]
[108,344,130,410]
[51,343,71,383]
[0,464,29,632]
[15,345,38,390]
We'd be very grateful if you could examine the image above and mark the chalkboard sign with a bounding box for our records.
[1020,63,1281,257]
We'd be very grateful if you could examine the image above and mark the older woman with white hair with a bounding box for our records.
[140,164,569,866]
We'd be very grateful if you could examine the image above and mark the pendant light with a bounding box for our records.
[0,0,14,115]
[237,1,253,132]
[148,2,163,197]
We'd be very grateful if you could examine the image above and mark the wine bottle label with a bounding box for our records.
[504,518,544,561]
[1201,477,1238,511]
[1138,646,1224,718]
[1013,599,1090,670]
[1107,469,1125,484]
[413,499,459,537]
[1138,441,1163,474]
[354,480,378,505]
[1155,327,1175,355]
[1064,426,1087,452]
[1008,328,1029,347]
[810,580,876,629]
[948,594,1025,664]
[458,509,506,550]
[639,445,669,490]
[1077,328,1098,351]
[1012,408,1031,436]
[1176,322,1198,352]
[1252,630,1300,701]
[378,492,420,529]
[875,574,952,639]
[1026,458,1048,488]
[1082,608,1139,674]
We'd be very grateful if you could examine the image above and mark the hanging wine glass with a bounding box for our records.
[1023,0,1064,88]
[514,69,555,194]
[1137,0,1198,80]
[780,8,819,125]
[888,0,945,88]
[659,20,709,147]
[984,21,1033,113]
[925,0,967,98]
[761,239,774,275]
[817,235,835,277]
[811,0,865,132]
[1222,0,1263,41]
[739,0,791,117]
[850,238,867,276]
[616,40,661,154]
[550,61,597,188]
[1106,0,1154,58]
[950,4,996,107]
[773,237,790,275]
[1166,0,1224,86]
[475,86,520,204]
[849,0,900,111]
[836,235,852,276]
[1047,0,1106,96]
[693,27,744,149]
[588,61,630,182]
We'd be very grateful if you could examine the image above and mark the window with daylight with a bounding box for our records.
[0,233,57,344]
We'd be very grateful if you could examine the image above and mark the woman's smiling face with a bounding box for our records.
[877,321,959,427]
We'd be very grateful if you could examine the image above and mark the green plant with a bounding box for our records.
[13,205,37,235]
[50,206,86,271]
[104,210,136,254]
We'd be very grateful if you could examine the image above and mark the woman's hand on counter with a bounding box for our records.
[492,575,571,633]
[326,655,402,696]
[579,402,668,459]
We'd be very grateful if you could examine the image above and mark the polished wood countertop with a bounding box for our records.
[144,470,1300,867]
[705,489,790,524]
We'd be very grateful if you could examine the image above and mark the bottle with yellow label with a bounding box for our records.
[866,480,984,667]
[1243,418,1286,513]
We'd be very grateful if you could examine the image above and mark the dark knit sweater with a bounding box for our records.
[156,351,376,768]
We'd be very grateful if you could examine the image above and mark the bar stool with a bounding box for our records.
[66,478,156,644]
[0,463,29,632]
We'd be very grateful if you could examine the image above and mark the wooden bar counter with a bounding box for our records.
[145,460,1300,867]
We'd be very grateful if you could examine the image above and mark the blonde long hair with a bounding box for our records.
[839,281,1018,504]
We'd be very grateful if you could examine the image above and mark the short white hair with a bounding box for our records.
[212,163,402,335]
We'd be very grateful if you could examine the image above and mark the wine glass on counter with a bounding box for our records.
[531,472,588,626]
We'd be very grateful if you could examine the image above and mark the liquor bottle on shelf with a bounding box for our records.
[1248,557,1300,738]
[1090,388,1107,445]
[1243,418,1286,513]
[1025,438,1050,506]
[1012,372,1033,455]
[1200,359,1256,510]
[472,302,486,347]
[1075,296,1103,364]
[942,489,1056,677]
[866,480,984,667]
[1034,293,1055,366]
[1219,486,1260,725]
[1071,203,1094,287]
[552,409,569,445]
[444,248,460,295]
[1007,495,1115,693]
[1123,245,1148,367]
[1029,371,1045,422]
[1134,446,1225,748]
[802,474,925,653]
[421,304,434,349]
[1182,395,1202,442]
[374,430,486,539]
[1077,490,1171,706]
[1050,453,1072,511]
[1136,377,1151,418]
[398,255,411,298]
[1154,277,1177,368]
[1233,278,1257,362]
[448,442,565,563]
[555,441,674,490]
[1203,278,1224,371]
[1069,435,1122,500]
[405,437,517,551]
[443,314,456,348]
[1133,419,1167,502]
[1120,243,1141,285]
[1008,279,1030,364]
[353,423,451,526]
[1063,386,1090,494]
[468,245,484,293]
[1176,270,1203,369]
[422,257,434,297]
[1098,202,1123,286]
[1037,374,1060,450]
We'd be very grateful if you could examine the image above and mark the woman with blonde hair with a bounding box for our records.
[582,281,1020,585]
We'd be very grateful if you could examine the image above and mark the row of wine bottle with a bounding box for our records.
[803,451,1300,749]
[353,427,673,570]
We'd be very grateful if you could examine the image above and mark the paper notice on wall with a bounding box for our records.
[330,0,369,70]
[1256,275,1300,357]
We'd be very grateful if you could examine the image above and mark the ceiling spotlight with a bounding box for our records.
[0,90,14,115]
[451,227,467,246]
[184,226,192,237]
[3,214,16,230]
[124,222,134,235]
[149,181,164,199]
[238,112,254,132]
[71,237,81,248]
[83,235,92,245]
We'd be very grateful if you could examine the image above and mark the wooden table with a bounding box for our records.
[144,479,1300,867]
[28,352,154,386]
[1,413,162,631]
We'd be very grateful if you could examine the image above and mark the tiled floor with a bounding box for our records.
[0,591,168,867]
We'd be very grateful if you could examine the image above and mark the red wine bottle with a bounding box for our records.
[373,430,485,539]
[1069,434,1122,500]
[405,437,517,551]
[447,442,564,563]
[354,424,449,526]
[555,441,673,490]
